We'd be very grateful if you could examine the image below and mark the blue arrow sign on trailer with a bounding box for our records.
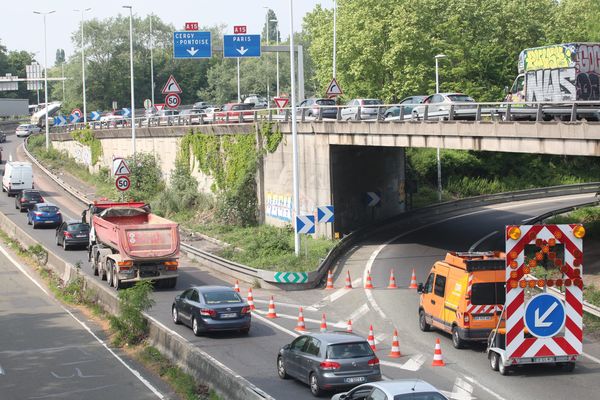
[295,215,315,234]
[317,205,334,223]
[223,34,261,58]
[524,293,566,338]
[173,31,212,59]
[122,108,131,118]
[90,111,101,121]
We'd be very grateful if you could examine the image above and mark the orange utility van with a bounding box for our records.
[417,251,506,348]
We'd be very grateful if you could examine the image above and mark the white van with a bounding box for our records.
[3,161,33,196]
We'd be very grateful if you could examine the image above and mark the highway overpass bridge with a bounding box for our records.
[50,119,600,237]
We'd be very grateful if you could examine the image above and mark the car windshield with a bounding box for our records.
[24,192,42,200]
[448,95,475,102]
[326,342,373,359]
[232,104,253,110]
[38,206,59,213]
[394,393,448,400]
[67,223,90,232]
[363,99,383,105]
[202,291,242,304]
[316,99,336,106]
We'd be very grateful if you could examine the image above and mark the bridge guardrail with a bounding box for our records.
[23,137,600,295]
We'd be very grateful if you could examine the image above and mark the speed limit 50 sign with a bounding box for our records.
[115,175,131,191]
[165,93,181,109]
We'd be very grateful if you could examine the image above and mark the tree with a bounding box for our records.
[55,49,65,65]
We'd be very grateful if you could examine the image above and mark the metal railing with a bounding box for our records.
[47,100,600,134]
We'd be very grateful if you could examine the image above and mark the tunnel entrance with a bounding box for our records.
[330,145,406,235]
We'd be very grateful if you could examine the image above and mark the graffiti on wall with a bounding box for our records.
[72,141,92,166]
[522,44,575,72]
[266,192,292,222]
[576,44,600,100]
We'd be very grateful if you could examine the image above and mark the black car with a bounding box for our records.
[172,285,251,335]
[0,130,6,142]
[15,189,44,212]
[55,221,90,250]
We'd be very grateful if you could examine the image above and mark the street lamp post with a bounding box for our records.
[270,18,279,97]
[149,14,155,106]
[264,7,270,104]
[33,10,55,150]
[333,0,337,79]
[434,54,447,202]
[123,5,136,157]
[289,0,300,256]
[74,8,91,124]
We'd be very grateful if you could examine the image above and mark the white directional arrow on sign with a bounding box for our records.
[187,47,199,56]
[236,47,248,56]
[535,302,558,328]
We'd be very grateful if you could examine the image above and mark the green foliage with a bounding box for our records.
[125,153,166,202]
[262,122,284,153]
[28,244,48,266]
[109,281,155,346]
[71,128,103,165]
[546,206,600,239]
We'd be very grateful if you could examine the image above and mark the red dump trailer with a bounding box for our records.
[84,201,180,290]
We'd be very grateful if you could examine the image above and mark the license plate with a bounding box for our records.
[44,220,54,223]
[220,313,237,318]
[474,316,491,320]
[76,234,87,238]
[344,377,366,384]
[534,357,554,363]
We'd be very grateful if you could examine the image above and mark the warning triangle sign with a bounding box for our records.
[114,159,131,176]
[274,97,289,110]
[325,78,343,97]
[161,75,182,94]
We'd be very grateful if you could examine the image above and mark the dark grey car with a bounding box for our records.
[15,189,44,212]
[55,221,90,250]
[277,332,381,397]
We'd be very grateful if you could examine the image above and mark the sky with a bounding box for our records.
[2,0,328,63]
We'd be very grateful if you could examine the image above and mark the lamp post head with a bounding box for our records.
[122,5,132,9]
[33,10,55,15]
[435,54,447,59]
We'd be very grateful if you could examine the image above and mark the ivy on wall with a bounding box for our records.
[71,128,103,165]
[179,123,283,226]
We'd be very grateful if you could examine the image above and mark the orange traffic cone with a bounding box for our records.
[320,313,328,333]
[233,280,240,292]
[346,319,353,333]
[364,271,374,289]
[325,270,335,289]
[247,287,256,311]
[368,324,377,351]
[295,307,307,331]
[345,271,353,289]
[266,296,277,318]
[431,338,445,366]
[389,329,401,358]
[409,269,418,289]
[387,269,398,289]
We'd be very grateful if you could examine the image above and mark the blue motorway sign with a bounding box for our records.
[524,293,566,338]
[173,31,212,59]
[223,34,261,58]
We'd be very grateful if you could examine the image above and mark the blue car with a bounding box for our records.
[27,202,62,229]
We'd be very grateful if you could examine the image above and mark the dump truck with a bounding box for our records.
[84,201,180,290]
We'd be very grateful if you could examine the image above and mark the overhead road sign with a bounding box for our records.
[115,175,131,191]
[90,111,101,121]
[366,191,381,207]
[0,74,18,91]
[223,34,261,58]
[112,157,131,176]
[296,215,315,234]
[274,97,289,110]
[26,63,42,91]
[524,293,566,338]
[317,206,334,223]
[326,78,343,97]
[165,93,181,109]
[173,31,212,59]
[161,75,182,95]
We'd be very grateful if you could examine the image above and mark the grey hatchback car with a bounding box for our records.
[277,332,381,397]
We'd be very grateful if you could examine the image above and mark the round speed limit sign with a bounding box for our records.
[165,93,181,109]
[115,175,131,191]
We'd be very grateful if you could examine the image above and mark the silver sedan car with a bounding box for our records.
[331,379,448,400]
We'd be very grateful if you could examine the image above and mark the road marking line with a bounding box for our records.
[336,303,370,326]
[468,230,498,252]
[254,310,346,328]
[443,377,475,400]
[0,364,4,375]
[379,354,424,371]
[253,298,318,312]
[464,375,507,400]
[375,333,387,344]
[252,312,299,338]
[582,352,600,365]
[0,244,164,399]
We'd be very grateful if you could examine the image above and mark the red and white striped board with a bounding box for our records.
[505,224,584,360]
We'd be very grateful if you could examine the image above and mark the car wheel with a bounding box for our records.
[498,359,510,376]
[63,242,69,251]
[27,217,31,225]
[419,310,431,332]
[15,201,19,209]
[56,235,61,246]
[192,317,201,336]
[172,307,181,325]
[32,222,37,229]
[490,351,500,371]
[277,356,289,379]
[452,326,465,349]
[309,373,322,397]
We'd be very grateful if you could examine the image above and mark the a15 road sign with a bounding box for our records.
[173,31,212,59]
[524,293,566,338]
[223,34,261,58]
[115,175,131,191]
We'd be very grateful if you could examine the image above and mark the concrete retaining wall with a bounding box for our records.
[0,210,273,400]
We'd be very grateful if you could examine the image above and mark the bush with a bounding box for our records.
[125,153,166,202]
[109,281,155,346]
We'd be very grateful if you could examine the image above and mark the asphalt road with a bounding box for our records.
[3,132,600,399]
[0,239,168,400]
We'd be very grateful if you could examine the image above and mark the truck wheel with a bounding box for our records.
[452,326,465,349]
[107,262,114,287]
[419,310,431,332]
[498,359,511,376]
[112,264,123,290]
[490,352,500,371]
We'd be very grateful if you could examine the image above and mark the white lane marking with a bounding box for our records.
[254,310,346,328]
[252,312,299,338]
[336,303,370,326]
[441,377,475,400]
[375,333,387,344]
[468,230,498,252]
[253,298,318,312]
[0,244,164,399]
[464,376,507,400]
[146,315,187,341]
[582,352,600,365]
[379,354,424,371]
[0,364,4,375]
[362,256,388,319]
[310,278,362,310]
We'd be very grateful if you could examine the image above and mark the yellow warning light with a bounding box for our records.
[510,280,518,289]
[548,238,556,247]
[508,226,521,240]
[510,260,518,269]
[573,225,586,239]
[528,280,536,288]
[510,271,518,279]
[519,280,527,288]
